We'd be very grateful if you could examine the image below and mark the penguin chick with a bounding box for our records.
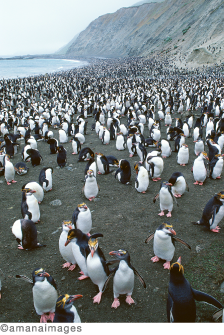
[103,249,146,309]
[72,203,92,235]
[192,191,224,233]
[167,257,223,322]
[145,223,191,269]
[59,220,76,270]
[53,294,83,323]
[153,181,178,217]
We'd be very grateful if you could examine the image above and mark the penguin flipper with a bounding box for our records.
[192,288,223,309]
[133,267,146,288]
[15,274,33,284]
[102,270,116,292]
[213,308,224,321]
[153,194,159,203]
[105,259,120,266]
[186,181,190,192]
[145,232,155,243]
[172,236,191,249]
[90,233,103,239]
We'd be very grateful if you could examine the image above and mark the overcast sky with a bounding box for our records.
[0,0,140,57]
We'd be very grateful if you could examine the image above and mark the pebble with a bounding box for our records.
[196,245,203,253]
[50,199,62,206]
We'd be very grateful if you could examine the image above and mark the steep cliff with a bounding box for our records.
[65,0,224,65]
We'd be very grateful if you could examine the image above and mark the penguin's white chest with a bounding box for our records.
[26,195,40,222]
[153,231,175,261]
[44,169,52,191]
[5,161,15,182]
[102,130,110,144]
[71,242,88,275]
[195,141,204,155]
[177,147,189,164]
[70,305,81,323]
[171,177,186,195]
[159,188,173,211]
[59,231,76,264]
[113,261,134,297]
[97,157,105,174]
[135,168,149,192]
[59,130,68,143]
[84,177,98,199]
[193,158,206,182]
[76,210,92,234]
[33,279,58,315]
[12,219,22,242]
[116,136,125,150]
[87,253,107,289]
[212,159,223,179]
[72,140,78,154]
[209,204,224,228]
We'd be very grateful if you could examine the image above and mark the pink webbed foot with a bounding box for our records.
[126,295,135,305]
[151,255,160,263]
[163,261,171,269]
[166,211,172,217]
[72,152,77,155]
[198,182,204,186]
[87,233,91,237]
[62,262,71,268]
[216,176,221,179]
[78,275,89,280]
[68,264,76,271]
[38,201,41,204]
[162,156,167,158]
[129,154,133,157]
[111,298,120,309]
[18,245,24,250]
[97,171,102,175]
[11,180,17,183]
[211,226,220,233]
[88,197,95,201]
[194,181,199,185]
[40,314,49,323]
[79,271,84,275]
[158,211,165,216]
[93,292,102,304]
[48,312,55,322]
[141,191,146,193]
[7,181,11,185]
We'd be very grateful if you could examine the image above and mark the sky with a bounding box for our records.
[0,0,140,57]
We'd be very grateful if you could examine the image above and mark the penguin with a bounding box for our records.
[86,233,110,304]
[168,172,189,198]
[174,133,185,152]
[115,159,131,184]
[16,268,58,322]
[145,223,191,269]
[74,132,85,145]
[53,294,82,323]
[160,139,172,158]
[25,149,43,167]
[101,127,110,145]
[167,257,223,322]
[71,137,81,155]
[153,181,178,217]
[192,191,224,233]
[83,169,99,201]
[192,151,208,185]
[207,139,221,162]
[165,112,172,126]
[96,152,110,175]
[59,129,68,143]
[39,167,53,192]
[21,187,40,223]
[4,155,17,185]
[84,156,96,177]
[1,134,18,157]
[72,203,92,235]
[78,147,94,162]
[57,145,67,168]
[135,142,147,163]
[127,134,137,157]
[65,228,90,280]
[177,144,189,166]
[151,128,161,142]
[194,137,204,156]
[14,162,29,175]
[106,155,119,167]
[116,132,126,151]
[27,137,37,150]
[145,152,164,182]
[59,220,76,270]
[134,162,149,193]
[47,138,58,154]
[103,249,146,309]
[12,219,46,250]
[22,182,44,203]
[209,154,223,179]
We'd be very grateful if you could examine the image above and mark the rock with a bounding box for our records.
[61,276,66,281]
[196,245,203,253]
[50,199,62,206]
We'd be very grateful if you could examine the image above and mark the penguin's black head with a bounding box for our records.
[32,268,50,283]
[56,294,83,312]
[57,145,64,152]
[109,249,130,262]
[170,257,184,275]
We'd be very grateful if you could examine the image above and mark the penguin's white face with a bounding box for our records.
[62,221,73,231]
[78,203,88,212]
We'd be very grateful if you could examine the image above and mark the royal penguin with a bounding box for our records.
[72,203,92,235]
[39,167,53,192]
[96,152,110,175]
[207,139,221,162]
[102,127,110,145]
[59,220,76,270]
[194,138,204,156]
[174,133,185,152]
[83,169,99,201]
[59,129,68,143]
[146,153,164,182]
[192,191,224,233]
[22,182,44,203]
[160,139,172,158]
[47,138,58,154]
[65,228,90,280]
[192,151,208,185]
[86,233,110,304]
[106,155,119,167]
[167,257,223,322]
[21,187,40,223]
[135,142,147,163]
[116,132,126,151]
[71,137,81,155]
[75,132,85,145]
[12,219,46,250]
[127,134,137,157]
[53,294,82,323]
[14,162,29,175]
[78,147,94,162]
[209,154,224,179]
[25,149,43,167]
[57,145,67,168]
[134,162,149,193]
[27,137,37,150]
[165,112,172,126]
[104,249,146,308]
[145,223,191,269]
[1,134,18,157]
[84,156,96,178]
[153,181,178,217]
[115,159,131,184]
[168,172,189,198]
[177,144,189,166]
[4,155,17,185]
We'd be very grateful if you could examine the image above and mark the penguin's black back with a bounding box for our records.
[53,309,74,323]
[21,219,38,249]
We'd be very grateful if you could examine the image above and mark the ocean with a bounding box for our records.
[0,58,88,80]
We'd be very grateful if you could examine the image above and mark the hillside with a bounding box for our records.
[65,0,224,66]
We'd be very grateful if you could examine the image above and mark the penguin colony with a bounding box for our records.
[0,57,224,323]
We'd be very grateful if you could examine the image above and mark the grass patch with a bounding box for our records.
[182,26,191,35]
[164,37,172,43]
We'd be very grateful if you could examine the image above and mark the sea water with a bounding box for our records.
[0,58,88,80]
